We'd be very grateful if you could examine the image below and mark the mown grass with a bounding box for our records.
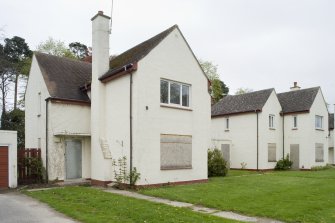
[140,169,335,223]
[26,186,240,223]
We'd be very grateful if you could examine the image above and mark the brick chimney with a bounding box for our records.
[290,82,301,91]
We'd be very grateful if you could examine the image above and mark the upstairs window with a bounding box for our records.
[269,115,275,129]
[160,79,190,107]
[293,116,298,129]
[315,115,323,129]
[225,118,229,130]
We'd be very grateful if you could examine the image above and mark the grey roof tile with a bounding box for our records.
[211,89,274,116]
[277,87,320,114]
[35,52,91,102]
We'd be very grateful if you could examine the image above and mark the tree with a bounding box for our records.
[1,109,25,148]
[0,44,15,124]
[235,88,253,95]
[37,37,76,59]
[199,59,229,103]
[3,36,32,109]
[69,42,89,59]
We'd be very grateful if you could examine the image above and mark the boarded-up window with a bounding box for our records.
[221,144,230,168]
[268,143,277,162]
[160,134,192,170]
[315,143,324,162]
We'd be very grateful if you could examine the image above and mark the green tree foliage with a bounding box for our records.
[1,109,25,148]
[208,148,228,177]
[235,87,253,95]
[3,36,32,108]
[275,154,293,170]
[69,42,89,59]
[199,60,229,104]
[37,37,76,59]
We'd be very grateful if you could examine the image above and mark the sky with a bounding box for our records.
[1,0,334,112]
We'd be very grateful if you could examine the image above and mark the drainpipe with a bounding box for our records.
[256,110,259,170]
[129,72,133,185]
[281,111,285,159]
[45,97,50,183]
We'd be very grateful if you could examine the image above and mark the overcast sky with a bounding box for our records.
[1,0,334,111]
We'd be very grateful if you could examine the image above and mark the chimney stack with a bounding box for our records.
[290,82,301,91]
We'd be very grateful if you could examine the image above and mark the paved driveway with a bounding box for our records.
[0,191,77,223]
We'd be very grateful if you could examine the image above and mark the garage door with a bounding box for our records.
[0,146,8,188]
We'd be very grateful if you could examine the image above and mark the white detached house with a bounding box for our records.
[25,11,211,186]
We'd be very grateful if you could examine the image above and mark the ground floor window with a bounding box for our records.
[315,143,324,162]
[268,143,277,162]
[160,134,192,170]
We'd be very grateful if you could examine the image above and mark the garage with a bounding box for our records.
[0,146,9,188]
[0,130,17,189]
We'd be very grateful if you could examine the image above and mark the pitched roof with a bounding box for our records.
[99,25,177,81]
[330,113,334,130]
[277,87,320,114]
[35,52,91,103]
[211,89,274,117]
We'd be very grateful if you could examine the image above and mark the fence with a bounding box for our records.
[18,148,42,185]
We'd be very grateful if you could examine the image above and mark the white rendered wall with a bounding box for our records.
[47,102,91,180]
[131,28,211,185]
[25,55,50,166]
[258,91,283,169]
[0,130,17,188]
[212,113,258,169]
[284,89,329,169]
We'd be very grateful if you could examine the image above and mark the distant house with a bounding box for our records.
[328,113,334,164]
[211,83,331,170]
[25,11,211,186]
[277,84,329,169]
[211,89,283,170]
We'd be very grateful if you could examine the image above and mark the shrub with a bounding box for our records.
[311,164,333,171]
[275,154,293,170]
[208,148,228,177]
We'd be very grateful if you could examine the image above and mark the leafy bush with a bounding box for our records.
[208,148,228,177]
[111,156,141,189]
[275,154,293,170]
[311,164,333,171]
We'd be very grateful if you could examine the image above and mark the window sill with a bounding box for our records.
[292,128,298,130]
[269,128,276,130]
[161,166,192,170]
[268,161,277,163]
[315,128,324,131]
[224,129,230,132]
[160,104,192,111]
[37,114,41,117]
[315,160,324,162]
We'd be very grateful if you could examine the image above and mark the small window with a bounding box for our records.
[160,79,190,107]
[293,116,298,129]
[315,143,324,162]
[225,118,229,130]
[268,143,277,162]
[38,92,41,117]
[315,115,323,129]
[269,115,275,129]
[38,138,41,149]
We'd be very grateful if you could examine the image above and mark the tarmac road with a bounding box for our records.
[0,191,77,223]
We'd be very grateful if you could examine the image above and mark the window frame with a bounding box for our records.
[269,114,275,129]
[293,115,298,129]
[160,79,191,108]
[315,115,323,130]
[225,117,229,130]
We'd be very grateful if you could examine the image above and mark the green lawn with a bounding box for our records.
[140,169,335,223]
[26,186,239,223]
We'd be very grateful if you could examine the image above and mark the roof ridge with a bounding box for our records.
[35,51,92,65]
[277,86,320,95]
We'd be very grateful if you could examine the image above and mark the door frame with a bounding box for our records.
[0,145,9,188]
[290,144,300,170]
[64,139,83,180]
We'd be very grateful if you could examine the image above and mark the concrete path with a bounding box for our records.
[104,188,284,223]
[0,191,77,223]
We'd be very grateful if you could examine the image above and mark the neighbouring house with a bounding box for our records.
[0,130,17,189]
[328,113,334,165]
[211,88,283,170]
[25,11,211,186]
[211,82,331,170]
[277,83,329,169]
